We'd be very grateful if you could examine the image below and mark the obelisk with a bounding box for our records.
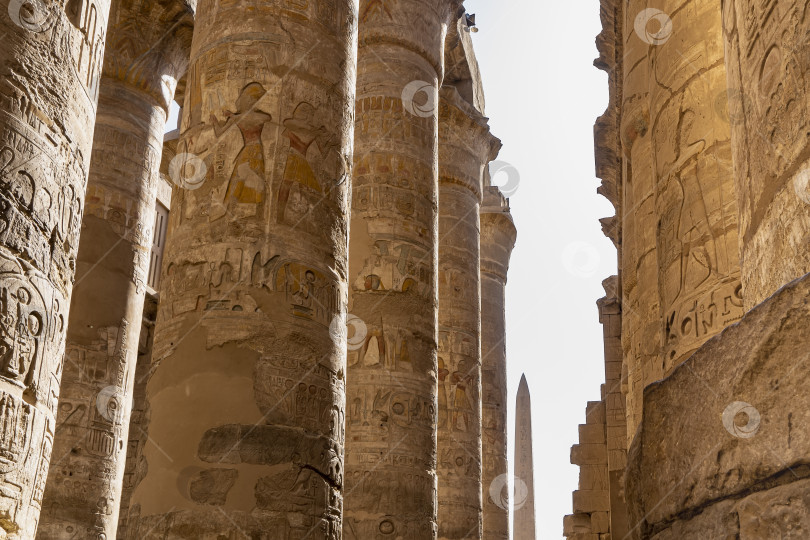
[514,374,536,540]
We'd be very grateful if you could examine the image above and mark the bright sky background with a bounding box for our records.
[165,2,611,536]
[463,0,614,538]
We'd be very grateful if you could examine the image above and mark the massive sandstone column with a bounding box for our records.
[621,0,743,441]
[513,375,535,540]
[436,86,498,540]
[479,186,515,540]
[722,0,810,309]
[37,1,192,537]
[0,0,109,535]
[127,0,359,536]
[343,1,457,537]
[117,135,175,539]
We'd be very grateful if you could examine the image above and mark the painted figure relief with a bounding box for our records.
[210,82,271,220]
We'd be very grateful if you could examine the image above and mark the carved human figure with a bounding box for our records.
[277,102,328,223]
[210,82,271,218]
[126,0,358,536]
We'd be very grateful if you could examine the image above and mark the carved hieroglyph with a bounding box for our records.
[722,0,810,309]
[436,86,498,540]
[37,1,192,537]
[621,0,743,442]
[479,187,515,540]
[343,1,458,537]
[0,0,111,535]
[126,1,358,537]
[513,375,535,540]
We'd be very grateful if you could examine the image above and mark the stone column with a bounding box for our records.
[621,0,743,441]
[0,0,110,535]
[722,0,810,310]
[436,86,498,540]
[480,186,515,540]
[37,2,192,537]
[127,0,359,536]
[117,135,175,540]
[343,1,457,537]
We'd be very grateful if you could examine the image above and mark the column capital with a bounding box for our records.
[102,0,194,111]
[438,86,500,200]
[481,187,517,281]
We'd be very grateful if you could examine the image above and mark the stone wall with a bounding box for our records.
[627,273,810,538]
[566,0,810,537]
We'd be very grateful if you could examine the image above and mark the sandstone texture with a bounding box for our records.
[0,0,111,535]
[37,1,192,537]
[343,1,459,538]
[0,0,525,537]
[565,1,810,539]
[480,187,515,540]
[126,0,359,536]
[436,34,500,536]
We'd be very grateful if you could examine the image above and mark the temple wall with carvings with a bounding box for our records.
[565,0,810,538]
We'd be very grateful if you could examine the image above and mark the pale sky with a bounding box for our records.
[463,1,614,538]
[165,2,611,536]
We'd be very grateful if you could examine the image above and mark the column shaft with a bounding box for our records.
[38,1,192,536]
[622,0,743,442]
[128,0,359,536]
[0,0,110,535]
[480,187,515,540]
[343,1,455,537]
[436,87,496,540]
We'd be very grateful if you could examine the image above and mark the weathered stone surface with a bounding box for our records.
[343,1,459,538]
[126,0,359,537]
[117,290,159,538]
[37,1,192,537]
[514,375,535,540]
[722,0,810,310]
[570,1,810,538]
[188,468,237,506]
[627,272,810,536]
[480,186,515,540]
[618,0,743,444]
[737,478,810,539]
[436,34,500,536]
[0,0,112,535]
[647,498,738,540]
